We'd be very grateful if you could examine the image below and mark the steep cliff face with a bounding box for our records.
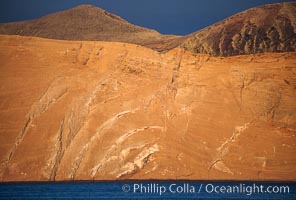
[0,35,295,181]
[181,2,296,56]
[0,5,178,48]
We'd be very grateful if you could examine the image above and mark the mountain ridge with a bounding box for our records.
[0,2,295,55]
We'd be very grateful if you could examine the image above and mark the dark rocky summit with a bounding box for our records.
[180,2,296,56]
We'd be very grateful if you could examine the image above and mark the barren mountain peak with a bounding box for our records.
[73,4,97,9]
[0,4,177,47]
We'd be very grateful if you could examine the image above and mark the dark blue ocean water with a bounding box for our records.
[0,181,295,199]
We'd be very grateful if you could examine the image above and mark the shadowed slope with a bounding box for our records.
[180,2,296,56]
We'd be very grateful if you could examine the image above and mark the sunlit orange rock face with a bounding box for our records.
[0,35,295,181]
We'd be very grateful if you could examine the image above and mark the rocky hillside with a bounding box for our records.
[180,2,296,56]
[0,4,178,48]
[0,35,295,181]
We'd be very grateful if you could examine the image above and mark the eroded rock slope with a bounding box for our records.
[0,35,295,181]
